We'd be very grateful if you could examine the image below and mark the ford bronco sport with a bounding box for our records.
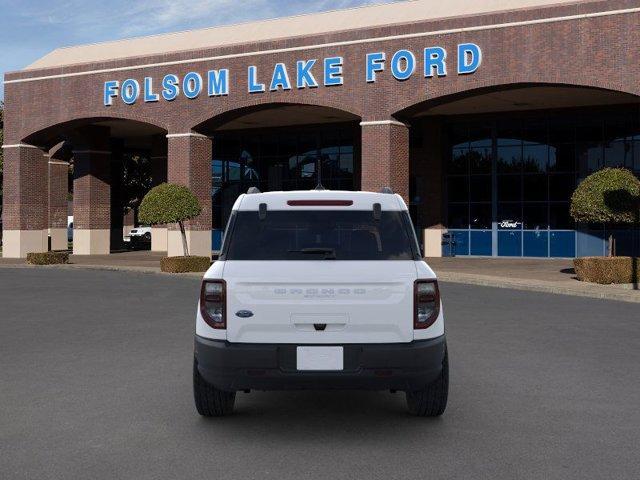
[194,189,448,416]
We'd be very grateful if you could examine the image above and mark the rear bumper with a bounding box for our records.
[194,335,446,392]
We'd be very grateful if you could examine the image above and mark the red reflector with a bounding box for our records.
[287,200,353,206]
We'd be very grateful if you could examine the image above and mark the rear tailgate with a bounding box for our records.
[224,261,417,344]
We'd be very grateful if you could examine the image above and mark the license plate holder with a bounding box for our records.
[296,346,344,371]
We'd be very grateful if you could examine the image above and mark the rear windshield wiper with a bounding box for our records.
[288,248,336,259]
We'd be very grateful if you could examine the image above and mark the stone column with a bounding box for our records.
[360,120,410,203]
[48,143,70,251]
[166,132,212,258]
[150,134,168,252]
[1,143,49,258]
[72,126,111,255]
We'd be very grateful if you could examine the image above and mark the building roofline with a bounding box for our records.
[19,0,593,72]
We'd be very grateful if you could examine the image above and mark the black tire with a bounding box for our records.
[193,359,236,417]
[406,347,449,417]
[144,232,151,241]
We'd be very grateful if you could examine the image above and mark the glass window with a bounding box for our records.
[470,203,492,229]
[212,125,358,230]
[523,204,548,229]
[549,174,575,201]
[447,176,469,203]
[523,144,548,173]
[468,125,492,147]
[604,140,632,168]
[498,202,522,229]
[498,175,521,202]
[225,210,418,261]
[450,148,469,174]
[470,147,492,174]
[470,175,491,202]
[634,142,640,172]
[548,118,574,144]
[497,146,522,173]
[523,122,548,146]
[549,144,575,172]
[497,121,522,145]
[577,143,603,175]
[448,204,469,229]
[549,202,573,229]
[523,175,548,202]
[445,106,640,258]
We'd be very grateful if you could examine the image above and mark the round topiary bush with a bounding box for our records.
[139,183,202,257]
[570,168,640,258]
[570,168,640,225]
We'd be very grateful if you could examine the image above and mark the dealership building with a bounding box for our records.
[3,0,640,258]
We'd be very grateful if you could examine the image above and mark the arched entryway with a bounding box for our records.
[3,118,167,257]
[396,84,640,258]
[193,103,361,251]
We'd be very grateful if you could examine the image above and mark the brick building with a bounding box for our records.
[2,0,640,258]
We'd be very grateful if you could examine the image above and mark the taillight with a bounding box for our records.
[414,280,440,329]
[200,280,226,329]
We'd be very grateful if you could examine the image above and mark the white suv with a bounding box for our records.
[193,189,448,417]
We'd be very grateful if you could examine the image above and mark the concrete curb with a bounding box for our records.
[436,272,640,303]
[0,263,204,278]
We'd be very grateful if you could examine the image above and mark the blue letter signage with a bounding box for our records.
[103,43,482,106]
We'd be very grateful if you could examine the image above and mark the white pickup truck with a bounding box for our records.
[194,188,448,417]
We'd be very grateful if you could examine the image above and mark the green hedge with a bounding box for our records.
[26,251,69,265]
[160,256,211,273]
[570,168,640,224]
[574,256,640,284]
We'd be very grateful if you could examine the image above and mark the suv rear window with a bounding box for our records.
[223,210,420,260]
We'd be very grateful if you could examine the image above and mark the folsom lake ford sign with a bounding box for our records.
[103,43,482,106]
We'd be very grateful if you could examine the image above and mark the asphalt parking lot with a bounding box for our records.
[1,268,639,480]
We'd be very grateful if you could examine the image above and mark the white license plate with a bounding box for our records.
[296,346,344,371]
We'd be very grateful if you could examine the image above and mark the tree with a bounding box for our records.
[570,168,640,256]
[138,183,202,256]
[121,153,152,224]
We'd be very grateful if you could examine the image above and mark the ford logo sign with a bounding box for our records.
[236,310,254,318]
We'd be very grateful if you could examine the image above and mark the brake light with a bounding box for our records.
[200,280,226,329]
[414,280,440,329]
[287,200,353,206]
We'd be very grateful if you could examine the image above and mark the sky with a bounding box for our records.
[0,0,400,100]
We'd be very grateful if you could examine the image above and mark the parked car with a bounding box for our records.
[193,188,448,417]
[125,226,152,249]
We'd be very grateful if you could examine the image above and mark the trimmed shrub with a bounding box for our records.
[160,256,211,273]
[574,256,640,284]
[26,251,69,265]
[139,183,202,225]
[139,183,202,256]
[570,168,640,224]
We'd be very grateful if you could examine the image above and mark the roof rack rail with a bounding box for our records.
[380,187,394,194]
[247,187,261,194]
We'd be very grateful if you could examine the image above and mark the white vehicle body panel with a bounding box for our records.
[196,190,445,345]
[223,260,416,344]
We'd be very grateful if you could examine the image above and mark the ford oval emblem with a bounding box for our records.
[236,310,254,318]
